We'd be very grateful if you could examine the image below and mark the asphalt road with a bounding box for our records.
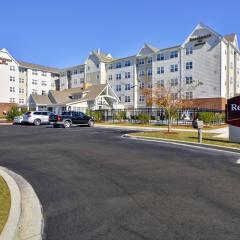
[0,125,240,240]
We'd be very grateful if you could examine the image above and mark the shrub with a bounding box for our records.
[137,113,150,123]
[86,109,104,122]
[198,112,225,125]
[6,106,24,121]
[115,111,127,122]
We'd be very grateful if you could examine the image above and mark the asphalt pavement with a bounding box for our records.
[0,125,240,240]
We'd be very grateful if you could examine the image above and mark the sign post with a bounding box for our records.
[226,96,240,143]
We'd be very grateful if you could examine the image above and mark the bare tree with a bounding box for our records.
[144,80,202,132]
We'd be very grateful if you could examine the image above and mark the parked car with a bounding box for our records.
[49,111,95,128]
[13,115,24,124]
[22,111,54,126]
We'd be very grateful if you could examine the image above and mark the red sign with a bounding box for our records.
[226,96,240,127]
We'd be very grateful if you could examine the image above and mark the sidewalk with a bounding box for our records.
[96,123,228,135]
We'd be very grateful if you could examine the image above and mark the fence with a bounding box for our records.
[87,108,226,125]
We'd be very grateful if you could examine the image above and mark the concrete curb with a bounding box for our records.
[0,123,13,126]
[0,167,44,240]
[123,134,240,155]
[0,168,21,240]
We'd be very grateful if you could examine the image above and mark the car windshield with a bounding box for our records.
[62,112,71,116]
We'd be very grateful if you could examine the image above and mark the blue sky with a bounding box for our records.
[1,0,239,68]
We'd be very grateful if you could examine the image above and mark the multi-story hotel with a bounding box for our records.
[0,23,239,114]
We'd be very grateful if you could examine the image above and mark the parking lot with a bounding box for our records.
[1,125,240,240]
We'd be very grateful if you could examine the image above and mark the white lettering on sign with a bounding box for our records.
[231,104,240,111]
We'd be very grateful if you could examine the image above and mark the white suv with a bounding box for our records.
[22,111,53,126]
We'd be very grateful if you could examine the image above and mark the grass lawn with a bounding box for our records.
[97,122,227,130]
[130,131,240,149]
[0,176,11,233]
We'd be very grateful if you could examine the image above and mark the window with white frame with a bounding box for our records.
[139,70,145,76]
[158,80,164,87]
[42,90,47,95]
[186,47,193,55]
[157,66,164,74]
[139,96,145,102]
[42,71,47,76]
[157,53,164,61]
[32,79,38,85]
[42,81,47,86]
[147,82,152,88]
[19,78,24,83]
[116,74,121,80]
[19,99,24,104]
[19,88,24,93]
[138,59,144,65]
[108,75,113,81]
[170,51,178,58]
[186,76,193,84]
[10,87,15,92]
[147,57,152,64]
[116,85,121,92]
[171,78,178,86]
[147,68,152,76]
[116,62,122,68]
[186,92,193,99]
[186,62,193,70]
[125,83,131,91]
[139,82,145,89]
[9,98,15,103]
[125,60,131,67]
[80,68,84,73]
[10,76,15,82]
[32,70,38,75]
[125,72,131,79]
[108,64,113,69]
[10,66,15,71]
[125,96,131,102]
[73,69,78,74]
[170,64,178,72]
[32,89,37,95]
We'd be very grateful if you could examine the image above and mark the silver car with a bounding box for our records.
[13,115,24,124]
[22,111,53,126]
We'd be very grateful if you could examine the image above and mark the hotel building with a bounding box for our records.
[0,23,239,114]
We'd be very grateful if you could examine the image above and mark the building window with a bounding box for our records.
[19,88,24,93]
[116,62,122,68]
[19,78,24,83]
[157,53,164,61]
[96,75,99,80]
[10,66,15,71]
[125,72,131,79]
[108,75,113,81]
[32,79,38,85]
[32,70,38,75]
[116,85,121,92]
[186,47,193,55]
[42,72,47,76]
[139,96,145,102]
[10,76,15,82]
[125,83,131,91]
[147,57,152,64]
[9,98,15,103]
[171,79,178,86]
[186,76,193,84]
[147,69,152,76]
[186,92,193,99]
[157,67,164,74]
[108,64,113,69]
[158,80,164,87]
[73,69,78,74]
[32,89,37,95]
[42,90,47,95]
[186,62,193,70]
[138,59,144,65]
[125,60,131,67]
[19,99,24,104]
[116,74,121,80]
[147,82,152,88]
[125,96,131,102]
[42,81,47,86]
[170,64,178,72]
[96,64,99,69]
[139,82,145,89]
[10,87,15,92]
[139,70,145,76]
[170,51,178,58]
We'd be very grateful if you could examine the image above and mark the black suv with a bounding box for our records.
[49,111,95,128]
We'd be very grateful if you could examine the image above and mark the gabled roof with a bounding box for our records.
[145,43,159,53]
[92,51,116,62]
[224,33,237,43]
[18,60,60,73]
[31,95,52,105]
[138,43,159,56]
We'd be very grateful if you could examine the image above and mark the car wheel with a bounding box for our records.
[88,120,94,127]
[63,120,72,128]
[53,124,59,128]
[34,119,41,126]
